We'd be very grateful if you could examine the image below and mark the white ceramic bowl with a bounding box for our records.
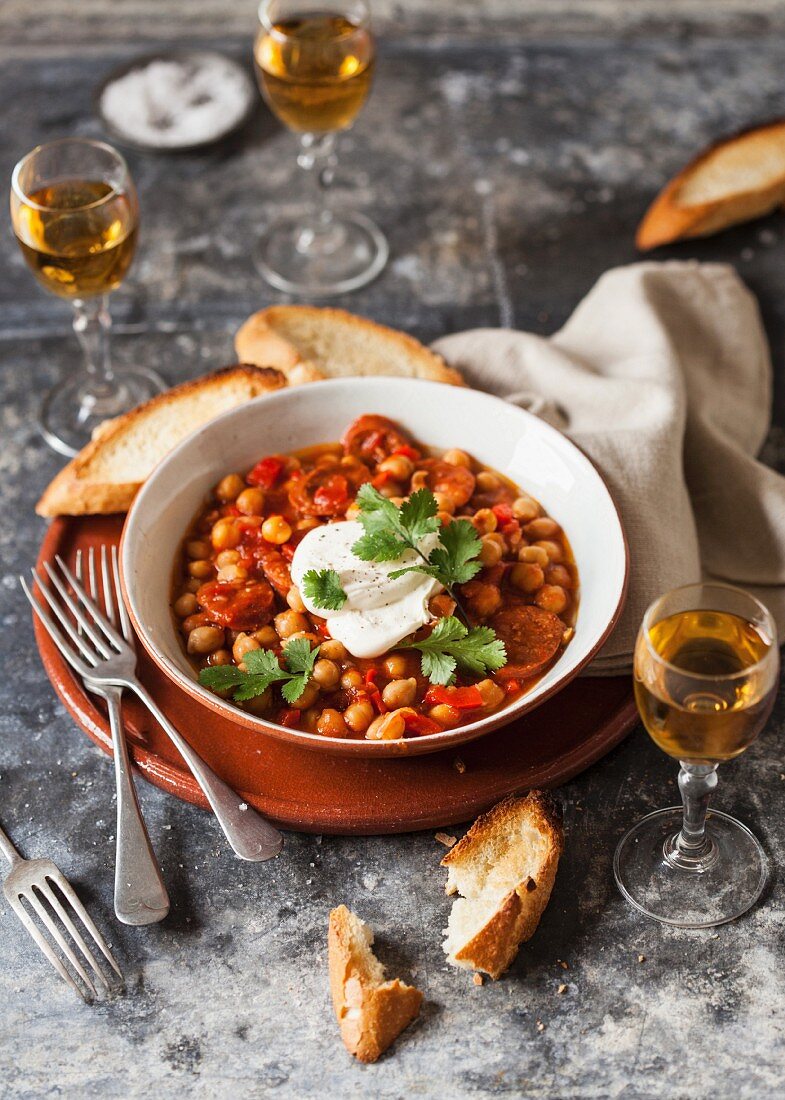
[121,378,628,756]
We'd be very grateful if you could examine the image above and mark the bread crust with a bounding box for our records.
[234,305,464,387]
[637,118,785,250]
[328,905,423,1063]
[36,365,286,518]
[442,791,563,980]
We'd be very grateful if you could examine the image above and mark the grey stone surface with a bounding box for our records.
[2,17,785,1100]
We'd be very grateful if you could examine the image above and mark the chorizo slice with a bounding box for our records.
[288,458,369,517]
[490,604,566,680]
[255,545,292,598]
[197,579,275,632]
[341,414,413,463]
[424,459,475,508]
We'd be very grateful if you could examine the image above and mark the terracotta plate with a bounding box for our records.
[34,516,638,834]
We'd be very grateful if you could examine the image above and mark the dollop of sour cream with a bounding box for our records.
[291,520,443,659]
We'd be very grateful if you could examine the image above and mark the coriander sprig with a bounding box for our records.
[302,568,347,610]
[400,616,507,686]
[200,636,320,704]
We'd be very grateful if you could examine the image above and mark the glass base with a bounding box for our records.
[253,211,388,296]
[39,368,166,458]
[614,807,768,928]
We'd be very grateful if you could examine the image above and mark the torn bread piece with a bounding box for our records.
[235,304,464,387]
[36,364,286,517]
[637,118,785,250]
[442,791,563,980]
[328,905,423,1063]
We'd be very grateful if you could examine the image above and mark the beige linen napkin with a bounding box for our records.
[432,260,785,673]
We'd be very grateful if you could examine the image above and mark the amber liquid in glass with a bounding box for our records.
[634,609,775,764]
[13,179,137,299]
[254,12,374,133]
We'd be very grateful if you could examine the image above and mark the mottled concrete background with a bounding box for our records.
[2,2,785,1098]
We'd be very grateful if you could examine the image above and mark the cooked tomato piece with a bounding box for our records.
[280,708,301,728]
[247,456,285,489]
[491,604,565,680]
[423,459,476,507]
[425,685,484,710]
[492,502,515,525]
[288,459,369,517]
[403,712,442,735]
[197,578,274,631]
[341,414,414,463]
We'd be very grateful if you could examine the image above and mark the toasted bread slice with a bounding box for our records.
[637,119,785,250]
[328,905,423,1063]
[442,791,563,980]
[234,305,463,387]
[36,365,286,517]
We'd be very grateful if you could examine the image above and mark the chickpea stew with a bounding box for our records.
[173,414,578,740]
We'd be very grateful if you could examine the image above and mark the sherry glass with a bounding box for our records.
[253,0,388,295]
[10,138,164,457]
[615,583,778,927]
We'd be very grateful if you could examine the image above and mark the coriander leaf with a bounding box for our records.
[418,615,469,647]
[301,568,347,610]
[420,650,457,686]
[399,488,439,544]
[355,483,401,532]
[282,636,320,676]
[243,648,290,681]
[400,615,507,684]
[199,640,322,706]
[198,665,248,692]
[448,625,507,677]
[427,519,483,587]
[352,529,409,562]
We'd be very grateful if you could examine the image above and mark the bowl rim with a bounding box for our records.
[120,377,630,756]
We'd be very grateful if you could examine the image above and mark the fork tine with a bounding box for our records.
[21,889,98,999]
[41,561,114,658]
[100,546,116,626]
[111,545,133,644]
[53,555,126,650]
[46,869,123,979]
[37,879,110,991]
[9,895,89,1002]
[20,576,95,678]
[29,570,99,667]
[87,547,98,604]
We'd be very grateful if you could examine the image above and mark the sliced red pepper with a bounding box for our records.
[425,684,484,710]
[393,444,421,461]
[492,503,515,525]
[280,708,301,728]
[371,469,395,489]
[312,474,349,513]
[504,679,521,694]
[502,520,520,538]
[403,712,442,736]
[281,542,296,562]
[364,667,387,713]
[247,456,285,489]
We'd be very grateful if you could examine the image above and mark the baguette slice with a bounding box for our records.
[328,905,423,1064]
[235,305,463,387]
[36,365,286,517]
[442,791,563,980]
[637,119,785,250]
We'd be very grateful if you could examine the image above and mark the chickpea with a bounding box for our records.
[472,508,498,535]
[288,630,321,647]
[301,707,321,733]
[344,502,361,520]
[312,658,341,689]
[183,577,201,594]
[262,515,292,544]
[275,610,310,639]
[215,549,240,568]
[476,471,500,492]
[173,592,198,618]
[546,564,572,588]
[217,563,248,583]
[188,559,214,580]
[243,688,272,715]
[215,473,245,503]
[211,517,241,551]
[253,625,279,647]
[525,517,560,539]
[378,481,402,499]
[341,668,364,691]
[518,544,549,567]
[442,448,472,468]
[510,562,545,594]
[286,586,307,613]
[437,511,453,526]
[317,708,349,738]
[186,539,211,560]
[535,539,564,564]
[433,491,455,515]
[504,524,523,551]
[187,625,224,655]
[345,699,375,733]
[207,648,232,667]
[236,487,266,516]
[410,469,429,491]
[319,639,347,660]
[463,580,502,620]
[382,677,418,709]
[365,710,406,741]
[512,495,540,521]
[536,585,568,614]
[233,633,261,663]
[475,678,505,709]
[182,612,208,634]
[296,516,321,532]
[383,654,409,679]
[429,593,457,619]
[428,703,460,728]
[479,533,504,567]
[288,679,320,710]
[378,454,414,481]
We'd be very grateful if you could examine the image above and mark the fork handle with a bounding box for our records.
[130,683,283,862]
[0,824,21,867]
[104,691,171,925]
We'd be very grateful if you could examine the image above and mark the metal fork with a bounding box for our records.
[1,818,122,1002]
[22,550,283,863]
[74,547,169,926]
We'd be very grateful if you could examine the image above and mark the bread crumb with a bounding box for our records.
[638,954,646,963]
[453,757,466,774]
[558,983,568,994]
[435,832,457,847]
[473,973,483,986]
[536,1020,545,1032]
[558,959,569,970]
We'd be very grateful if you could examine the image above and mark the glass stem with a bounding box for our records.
[72,295,115,397]
[666,762,719,870]
[295,132,344,254]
